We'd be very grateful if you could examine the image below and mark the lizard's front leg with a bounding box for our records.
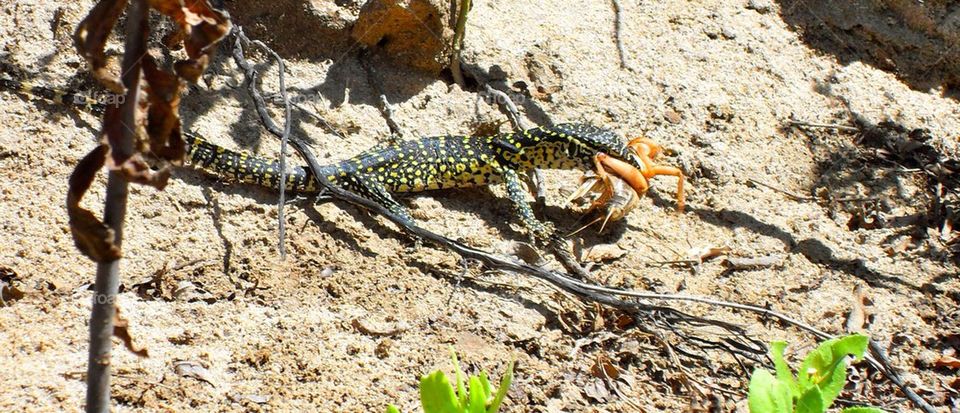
[500,167,557,243]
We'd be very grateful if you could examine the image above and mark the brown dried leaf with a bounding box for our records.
[512,241,545,266]
[73,0,128,93]
[845,285,870,333]
[591,304,605,331]
[143,55,185,163]
[581,243,626,262]
[687,246,731,263]
[590,354,621,380]
[351,318,409,337]
[67,145,121,262]
[113,307,149,357]
[148,0,231,82]
[613,314,633,330]
[935,355,960,369]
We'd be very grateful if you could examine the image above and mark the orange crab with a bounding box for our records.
[569,137,685,232]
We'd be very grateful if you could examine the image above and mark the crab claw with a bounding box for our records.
[595,152,649,197]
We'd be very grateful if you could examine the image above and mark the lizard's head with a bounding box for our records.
[548,123,644,170]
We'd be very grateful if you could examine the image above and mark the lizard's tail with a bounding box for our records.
[1,75,325,194]
[184,132,324,194]
[0,77,107,115]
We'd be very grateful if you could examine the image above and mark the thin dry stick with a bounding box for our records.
[747,178,816,202]
[450,0,471,88]
[251,37,293,259]
[483,84,528,130]
[749,178,878,204]
[231,28,291,258]
[788,119,860,132]
[86,0,147,411]
[360,54,404,139]
[610,0,633,71]
[291,101,345,140]
[378,94,403,138]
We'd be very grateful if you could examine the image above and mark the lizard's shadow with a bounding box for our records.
[175,167,390,258]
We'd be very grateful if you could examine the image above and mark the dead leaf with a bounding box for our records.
[351,318,409,337]
[173,360,214,385]
[935,355,960,369]
[113,307,148,357]
[582,377,612,403]
[687,246,731,263]
[73,0,128,93]
[590,354,621,380]
[723,254,784,270]
[147,0,231,82]
[591,303,605,331]
[67,145,120,262]
[512,242,544,266]
[845,285,870,333]
[612,314,633,330]
[143,54,185,163]
[581,243,626,262]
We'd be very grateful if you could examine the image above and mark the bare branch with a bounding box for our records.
[85,0,147,411]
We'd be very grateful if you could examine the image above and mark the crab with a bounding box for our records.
[568,137,685,233]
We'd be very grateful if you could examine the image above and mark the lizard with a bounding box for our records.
[0,77,683,241]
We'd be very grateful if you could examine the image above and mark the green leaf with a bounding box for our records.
[487,360,514,413]
[468,376,487,413]
[478,371,492,404]
[839,407,885,413]
[450,347,468,409]
[747,369,792,413]
[795,387,825,413]
[420,370,461,413]
[797,334,868,408]
[769,341,798,399]
[386,405,401,413]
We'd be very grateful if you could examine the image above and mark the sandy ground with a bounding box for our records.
[1,0,959,411]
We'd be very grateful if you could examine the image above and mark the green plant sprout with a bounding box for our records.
[387,347,515,413]
[748,333,883,413]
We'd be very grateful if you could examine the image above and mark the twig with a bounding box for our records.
[251,39,293,259]
[86,0,147,411]
[867,340,937,413]
[360,53,403,139]
[483,84,528,130]
[747,178,816,202]
[450,0,471,88]
[748,178,878,204]
[610,0,634,71]
[788,119,860,132]
[723,255,783,270]
[231,28,291,258]
[291,101,345,140]
[378,94,403,138]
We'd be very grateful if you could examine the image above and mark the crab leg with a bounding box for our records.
[626,137,685,212]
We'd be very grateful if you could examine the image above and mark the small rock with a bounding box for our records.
[663,109,682,124]
[351,0,454,74]
[375,339,393,358]
[721,26,738,40]
[747,0,772,14]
